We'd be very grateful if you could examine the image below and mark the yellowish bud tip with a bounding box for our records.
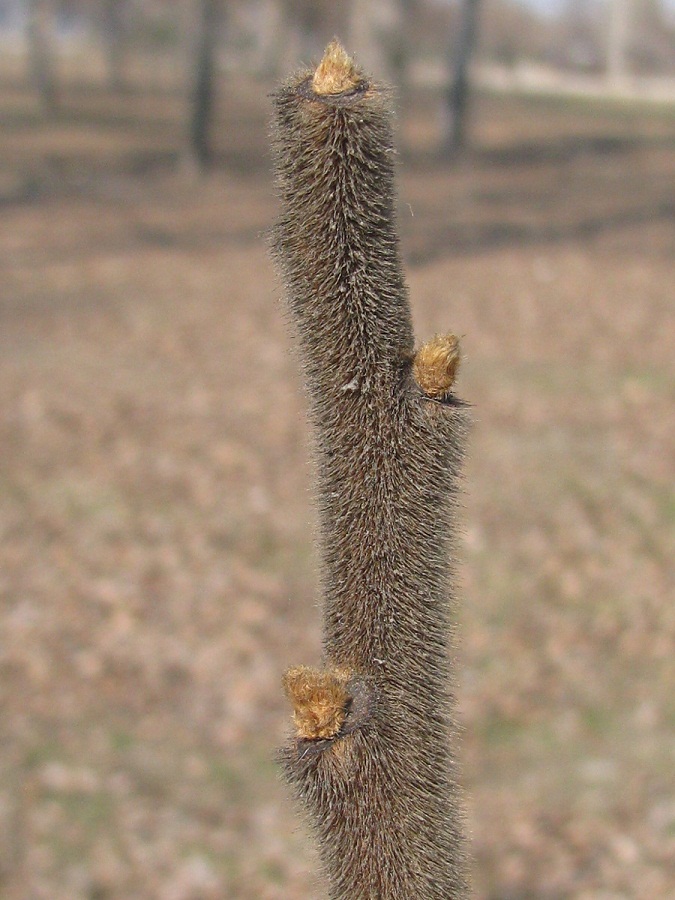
[283,666,351,741]
[413,334,461,398]
[312,40,362,95]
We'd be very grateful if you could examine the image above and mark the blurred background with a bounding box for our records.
[1,1,674,897]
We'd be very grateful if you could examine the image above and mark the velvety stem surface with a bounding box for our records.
[272,42,469,900]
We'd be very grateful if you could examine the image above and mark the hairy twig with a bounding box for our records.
[271,41,469,899]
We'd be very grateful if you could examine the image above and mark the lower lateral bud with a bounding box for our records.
[283,666,351,741]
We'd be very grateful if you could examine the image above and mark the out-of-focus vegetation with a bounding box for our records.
[2,0,674,158]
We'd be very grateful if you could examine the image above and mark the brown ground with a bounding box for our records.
[1,75,674,899]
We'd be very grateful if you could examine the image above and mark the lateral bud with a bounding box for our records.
[283,666,351,741]
[283,666,375,743]
[413,333,462,399]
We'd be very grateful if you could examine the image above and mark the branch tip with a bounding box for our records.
[312,40,362,95]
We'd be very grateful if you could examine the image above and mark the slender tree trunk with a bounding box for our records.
[390,0,412,92]
[347,0,406,87]
[27,0,58,114]
[101,0,129,93]
[606,0,631,87]
[279,0,322,72]
[272,42,469,899]
[187,0,220,170]
[444,0,481,156]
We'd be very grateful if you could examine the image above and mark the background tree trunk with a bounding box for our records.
[444,0,481,156]
[101,0,129,93]
[187,0,221,170]
[27,0,58,114]
[606,0,631,87]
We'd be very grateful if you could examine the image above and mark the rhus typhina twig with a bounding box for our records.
[271,41,469,899]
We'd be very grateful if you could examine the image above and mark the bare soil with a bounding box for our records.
[1,77,674,899]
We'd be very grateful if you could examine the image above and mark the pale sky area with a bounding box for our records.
[433,0,675,14]
[511,0,674,11]
[493,0,675,25]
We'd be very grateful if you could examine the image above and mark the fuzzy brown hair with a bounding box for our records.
[271,41,469,899]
